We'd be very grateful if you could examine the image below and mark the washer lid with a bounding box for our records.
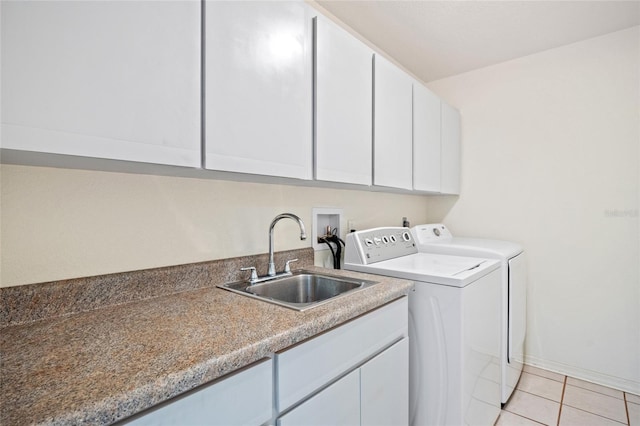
[411,224,523,259]
[345,252,500,287]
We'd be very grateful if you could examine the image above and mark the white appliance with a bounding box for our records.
[411,223,526,405]
[344,227,502,426]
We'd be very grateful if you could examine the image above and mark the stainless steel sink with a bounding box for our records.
[218,270,378,311]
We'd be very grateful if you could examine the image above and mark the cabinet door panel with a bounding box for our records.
[441,102,461,194]
[315,15,372,185]
[205,1,312,179]
[1,0,200,167]
[361,338,409,426]
[125,359,272,426]
[277,369,360,426]
[413,84,441,192]
[373,55,413,190]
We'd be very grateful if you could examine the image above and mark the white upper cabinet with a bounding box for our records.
[1,0,200,167]
[441,102,461,194]
[314,15,373,186]
[412,83,442,192]
[413,82,462,195]
[373,54,413,190]
[204,1,313,180]
[2,0,459,196]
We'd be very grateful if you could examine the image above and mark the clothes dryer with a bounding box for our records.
[344,227,502,426]
[411,223,526,404]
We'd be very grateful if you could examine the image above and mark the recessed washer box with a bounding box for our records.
[312,207,343,251]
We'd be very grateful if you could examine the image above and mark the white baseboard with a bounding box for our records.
[524,355,640,396]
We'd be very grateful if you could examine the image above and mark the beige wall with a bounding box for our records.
[0,164,430,287]
[426,27,639,393]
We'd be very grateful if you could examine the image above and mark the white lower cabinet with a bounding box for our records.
[277,338,409,426]
[361,338,409,426]
[277,369,361,426]
[123,358,272,426]
[276,298,409,425]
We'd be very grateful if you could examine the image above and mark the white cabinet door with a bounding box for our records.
[277,369,360,426]
[125,358,272,426]
[440,102,461,195]
[1,0,200,167]
[373,54,413,190]
[276,297,407,411]
[413,83,442,192]
[361,338,409,426]
[314,15,373,185]
[205,0,313,180]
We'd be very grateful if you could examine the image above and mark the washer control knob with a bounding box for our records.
[364,238,374,247]
[389,235,397,243]
[373,237,382,245]
[402,231,412,242]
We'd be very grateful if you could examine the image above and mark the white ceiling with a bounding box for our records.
[315,0,640,82]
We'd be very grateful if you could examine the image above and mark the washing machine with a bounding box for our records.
[411,223,526,405]
[344,227,502,426]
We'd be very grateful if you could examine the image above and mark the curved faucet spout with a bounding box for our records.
[268,213,307,276]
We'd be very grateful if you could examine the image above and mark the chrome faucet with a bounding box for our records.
[268,213,307,276]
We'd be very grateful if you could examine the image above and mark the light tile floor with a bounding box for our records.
[496,365,640,425]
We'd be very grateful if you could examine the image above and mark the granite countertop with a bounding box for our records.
[0,265,412,425]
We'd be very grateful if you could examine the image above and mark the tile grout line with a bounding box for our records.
[523,367,634,425]
[557,375,567,426]
[562,386,630,424]
[563,405,629,425]
[502,407,548,426]
[567,379,627,400]
[524,369,565,384]
[514,387,564,404]
[624,392,630,425]
[502,388,561,425]
[505,368,635,426]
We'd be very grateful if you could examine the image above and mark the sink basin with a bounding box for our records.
[218,270,378,311]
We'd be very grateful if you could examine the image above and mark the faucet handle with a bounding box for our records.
[284,258,299,273]
[240,266,258,282]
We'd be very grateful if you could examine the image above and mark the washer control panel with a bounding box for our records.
[344,227,417,265]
